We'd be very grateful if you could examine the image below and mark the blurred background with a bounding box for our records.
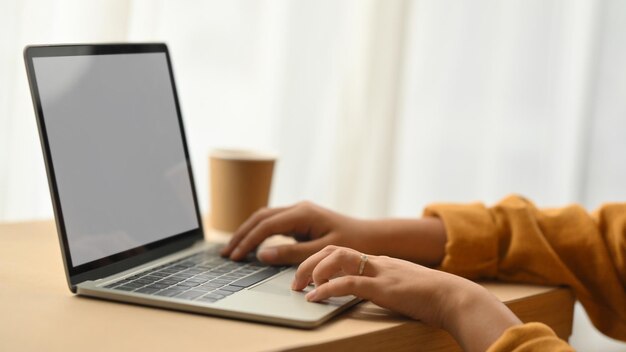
[0,0,624,350]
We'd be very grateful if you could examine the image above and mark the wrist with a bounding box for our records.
[343,218,389,254]
[358,217,446,266]
[440,278,522,352]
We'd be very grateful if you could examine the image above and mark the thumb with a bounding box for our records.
[257,239,332,265]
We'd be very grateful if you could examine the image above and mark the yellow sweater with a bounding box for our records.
[424,195,626,350]
[486,323,574,352]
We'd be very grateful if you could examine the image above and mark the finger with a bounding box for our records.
[310,248,364,286]
[292,245,343,290]
[230,206,318,260]
[306,275,378,302]
[221,207,287,257]
[257,236,334,265]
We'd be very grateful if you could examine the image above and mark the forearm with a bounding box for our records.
[426,196,626,341]
[440,279,522,352]
[355,217,447,266]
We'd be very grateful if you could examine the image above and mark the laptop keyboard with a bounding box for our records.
[103,249,285,304]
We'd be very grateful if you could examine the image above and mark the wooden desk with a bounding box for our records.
[0,220,575,352]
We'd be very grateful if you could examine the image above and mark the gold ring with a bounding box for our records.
[358,254,368,276]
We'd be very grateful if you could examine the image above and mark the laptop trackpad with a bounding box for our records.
[250,268,354,306]
[250,268,309,297]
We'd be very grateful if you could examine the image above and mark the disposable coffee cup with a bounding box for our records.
[209,149,276,233]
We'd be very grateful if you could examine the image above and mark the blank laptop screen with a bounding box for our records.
[33,52,199,266]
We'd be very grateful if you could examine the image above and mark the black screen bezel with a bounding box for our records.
[23,43,205,292]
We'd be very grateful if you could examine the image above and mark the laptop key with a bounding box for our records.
[208,268,230,275]
[230,267,280,288]
[172,273,194,279]
[151,272,170,277]
[176,290,206,300]
[173,284,195,290]
[155,288,185,297]
[228,272,249,278]
[200,282,225,289]
[184,268,205,274]
[142,275,163,282]
[122,282,145,288]
[197,296,218,303]
[186,278,208,284]
[220,285,244,292]
[136,287,160,294]
[117,285,139,291]
[177,281,201,288]
[212,290,233,296]
[194,285,217,292]
[159,269,179,274]
[210,279,233,285]
[196,274,219,280]
[201,293,225,300]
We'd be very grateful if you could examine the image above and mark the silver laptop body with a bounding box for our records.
[24,43,359,328]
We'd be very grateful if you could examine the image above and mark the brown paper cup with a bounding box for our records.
[210,149,276,233]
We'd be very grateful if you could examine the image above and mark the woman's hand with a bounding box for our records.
[221,201,447,266]
[293,245,522,352]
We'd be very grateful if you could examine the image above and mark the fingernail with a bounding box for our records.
[230,248,241,259]
[290,278,303,290]
[305,289,317,301]
[258,247,277,262]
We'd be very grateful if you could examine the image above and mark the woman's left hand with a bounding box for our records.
[292,245,456,326]
[292,245,522,352]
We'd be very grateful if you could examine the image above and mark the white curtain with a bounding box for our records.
[391,0,626,216]
[1,1,625,348]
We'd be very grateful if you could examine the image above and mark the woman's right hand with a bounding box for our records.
[221,201,372,264]
[220,201,447,266]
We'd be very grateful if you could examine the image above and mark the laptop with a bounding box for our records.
[23,43,360,328]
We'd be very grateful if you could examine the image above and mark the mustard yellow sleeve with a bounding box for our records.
[487,323,574,352]
[424,195,626,341]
